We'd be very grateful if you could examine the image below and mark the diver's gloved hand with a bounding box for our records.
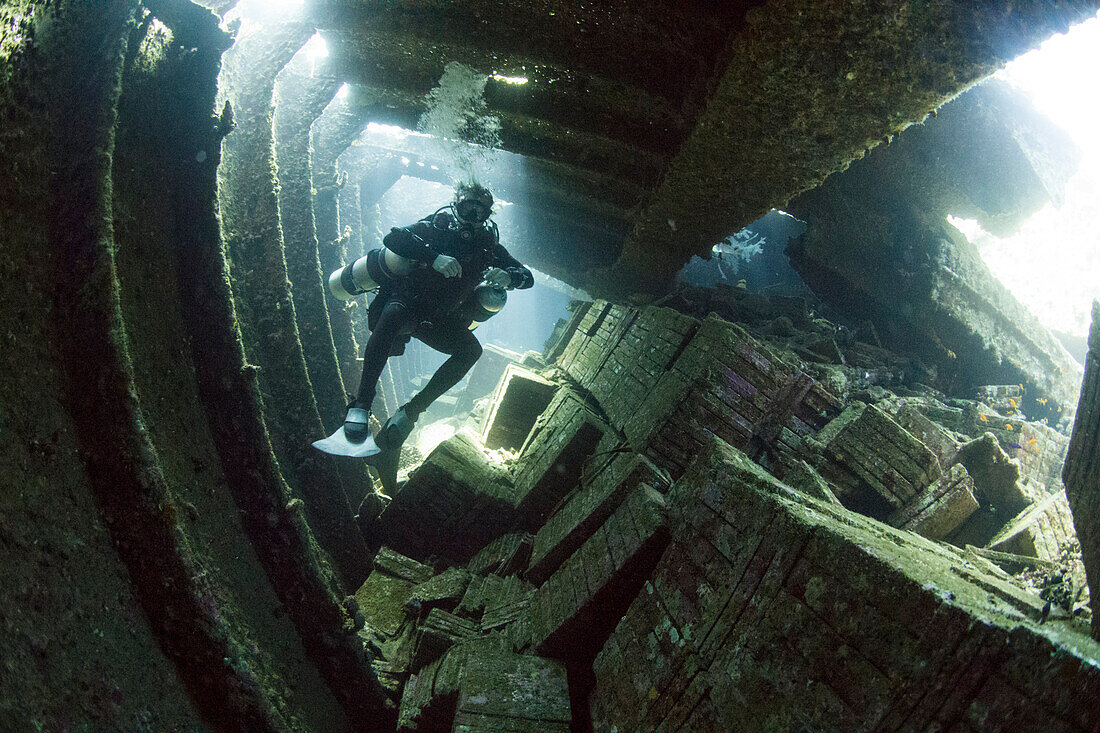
[482,267,511,289]
[432,254,462,278]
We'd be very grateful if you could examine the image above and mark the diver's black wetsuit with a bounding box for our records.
[356,208,533,419]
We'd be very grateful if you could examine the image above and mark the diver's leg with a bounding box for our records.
[367,323,480,493]
[346,300,413,441]
[355,300,413,406]
[404,324,483,421]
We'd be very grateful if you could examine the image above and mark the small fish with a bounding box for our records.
[979,414,988,422]
[1005,423,1014,431]
[1037,397,1048,406]
[736,279,748,290]
[1009,398,1018,408]
[1008,442,1023,450]
[1027,438,1038,446]
[1058,407,1063,412]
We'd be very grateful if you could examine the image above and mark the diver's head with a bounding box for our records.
[453,182,494,225]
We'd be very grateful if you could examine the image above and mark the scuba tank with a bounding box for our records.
[328,212,465,300]
[464,283,507,330]
[327,246,416,300]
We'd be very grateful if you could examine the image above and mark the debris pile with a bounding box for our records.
[356,293,1100,730]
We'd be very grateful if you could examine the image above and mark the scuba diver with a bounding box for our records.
[314,183,533,491]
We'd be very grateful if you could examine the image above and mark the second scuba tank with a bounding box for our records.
[466,283,507,330]
[328,246,416,300]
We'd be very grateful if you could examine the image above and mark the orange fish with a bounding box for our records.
[1037,397,1048,405]
[1009,398,1018,409]
[979,414,988,422]
[1005,423,1014,431]
[1027,438,1038,446]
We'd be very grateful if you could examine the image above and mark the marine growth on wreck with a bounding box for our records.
[3,0,1100,730]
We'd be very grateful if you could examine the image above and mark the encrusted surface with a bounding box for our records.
[786,81,1084,417]
[274,50,350,430]
[377,433,517,563]
[218,16,371,586]
[0,7,206,726]
[6,0,1100,728]
[1064,302,1100,637]
[605,0,1100,296]
[590,438,1100,730]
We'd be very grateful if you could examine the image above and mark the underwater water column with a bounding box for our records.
[218,14,371,586]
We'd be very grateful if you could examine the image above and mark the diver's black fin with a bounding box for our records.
[367,448,401,497]
[360,408,414,493]
[377,408,415,452]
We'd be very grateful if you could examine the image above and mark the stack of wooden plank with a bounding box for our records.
[376,433,516,564]
[624,315,842,480]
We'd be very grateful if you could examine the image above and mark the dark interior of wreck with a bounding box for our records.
[3,1,1100,730]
